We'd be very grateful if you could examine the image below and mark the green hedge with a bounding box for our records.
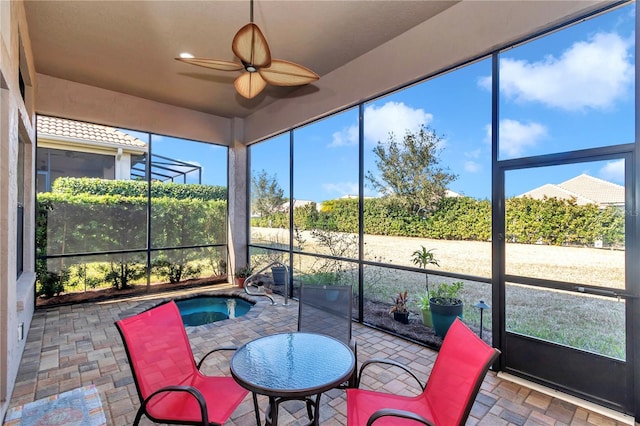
[52,177,227,200]
[251,195,624,247]
[37,193,227,255]
[37,178,228,293]
[505,196,623,246]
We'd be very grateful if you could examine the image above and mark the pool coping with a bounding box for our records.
[116,288,273,334]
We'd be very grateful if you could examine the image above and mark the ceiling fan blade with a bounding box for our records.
[232,23,271,67]
[175,57,243,71]
[234,72,267,99]
[259,59,319,86]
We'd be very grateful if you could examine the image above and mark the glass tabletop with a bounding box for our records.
[230,332,355,397]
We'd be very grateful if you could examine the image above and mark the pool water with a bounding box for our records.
[175,296,253,326]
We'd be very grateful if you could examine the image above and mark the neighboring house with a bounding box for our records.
[280,199,319,211]
[518,174,624,209]
[36,116,147,192]
[36,116,202,192]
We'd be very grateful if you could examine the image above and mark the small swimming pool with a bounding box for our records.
[175,296,253,326]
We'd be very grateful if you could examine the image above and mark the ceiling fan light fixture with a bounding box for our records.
[175,0,319,99]
[179,52,194,59]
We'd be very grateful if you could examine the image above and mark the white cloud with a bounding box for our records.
[465,149,482,159]
[330,101,432,147]
[497,32,633,111]
[464,161,482,173]
[462,149,483,172]
[599,159,625,183]
[477,75,491,91]
[364,102,433,144]
[486,119,548,158]
[322,181,359,197]
[330,126,358,148]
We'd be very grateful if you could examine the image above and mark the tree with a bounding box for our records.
[251,170,286,217]
[366,125,457,215]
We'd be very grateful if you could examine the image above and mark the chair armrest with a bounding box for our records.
[348,338,357,388]
[197,346,238,370]
[143,385,208,424]
[356,358,425,391]
[367,408,435,426]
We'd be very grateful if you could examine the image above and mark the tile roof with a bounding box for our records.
[558,174,624,205]
[519,174,624,207]
[37,115,147,149]
[519,183,594,205]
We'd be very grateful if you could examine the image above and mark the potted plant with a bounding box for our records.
[411,246,439,327]
[389,291,410,324]
[234,265,252,288]
[417,293,432,327]
[429,281,464,338]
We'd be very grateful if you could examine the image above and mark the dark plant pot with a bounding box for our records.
[393,311,410,324]
[429,298,463,338]
[271,266,286,286]
[235,277,246,288]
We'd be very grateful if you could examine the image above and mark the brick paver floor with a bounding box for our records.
[6,285,635,425]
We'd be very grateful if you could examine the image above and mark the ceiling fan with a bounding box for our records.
[175,0,319,99]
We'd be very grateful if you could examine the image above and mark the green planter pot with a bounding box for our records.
[429,298,463,338]
[422,309,433,327]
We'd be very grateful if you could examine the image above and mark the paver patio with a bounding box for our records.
[6,285,633,425]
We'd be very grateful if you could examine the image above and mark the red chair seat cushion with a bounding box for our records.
[346,389,432,426]
[146,375,248,424]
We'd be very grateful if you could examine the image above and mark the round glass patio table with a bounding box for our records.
[231,332,355,426]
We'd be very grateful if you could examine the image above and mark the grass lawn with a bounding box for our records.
[254,227,627,359]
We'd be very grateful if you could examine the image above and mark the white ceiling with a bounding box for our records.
[24,1,459,119]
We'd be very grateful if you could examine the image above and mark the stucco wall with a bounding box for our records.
[36,74,233,146]
[0,0,37,421]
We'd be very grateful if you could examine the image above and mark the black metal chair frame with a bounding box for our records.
[297,284,357,388]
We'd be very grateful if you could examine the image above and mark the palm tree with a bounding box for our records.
[411,246,439,300]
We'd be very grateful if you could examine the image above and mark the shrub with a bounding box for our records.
[37,178,228,292]
[52,177,226,200]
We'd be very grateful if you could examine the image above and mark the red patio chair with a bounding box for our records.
[115,300,256,426]
[347,318,500,426]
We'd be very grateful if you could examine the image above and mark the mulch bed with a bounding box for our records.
[35,275,228,307]
[363,300,444,349]
[37,277,490,349]
[362,299,492,348]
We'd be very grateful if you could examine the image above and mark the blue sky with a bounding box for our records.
[126,3,635,204]
[253,3,635,203]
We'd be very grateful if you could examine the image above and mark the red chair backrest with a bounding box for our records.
[423,318,498,426]
[116,301,197,400]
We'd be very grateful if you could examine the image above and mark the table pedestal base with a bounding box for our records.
[265,393,322,426]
